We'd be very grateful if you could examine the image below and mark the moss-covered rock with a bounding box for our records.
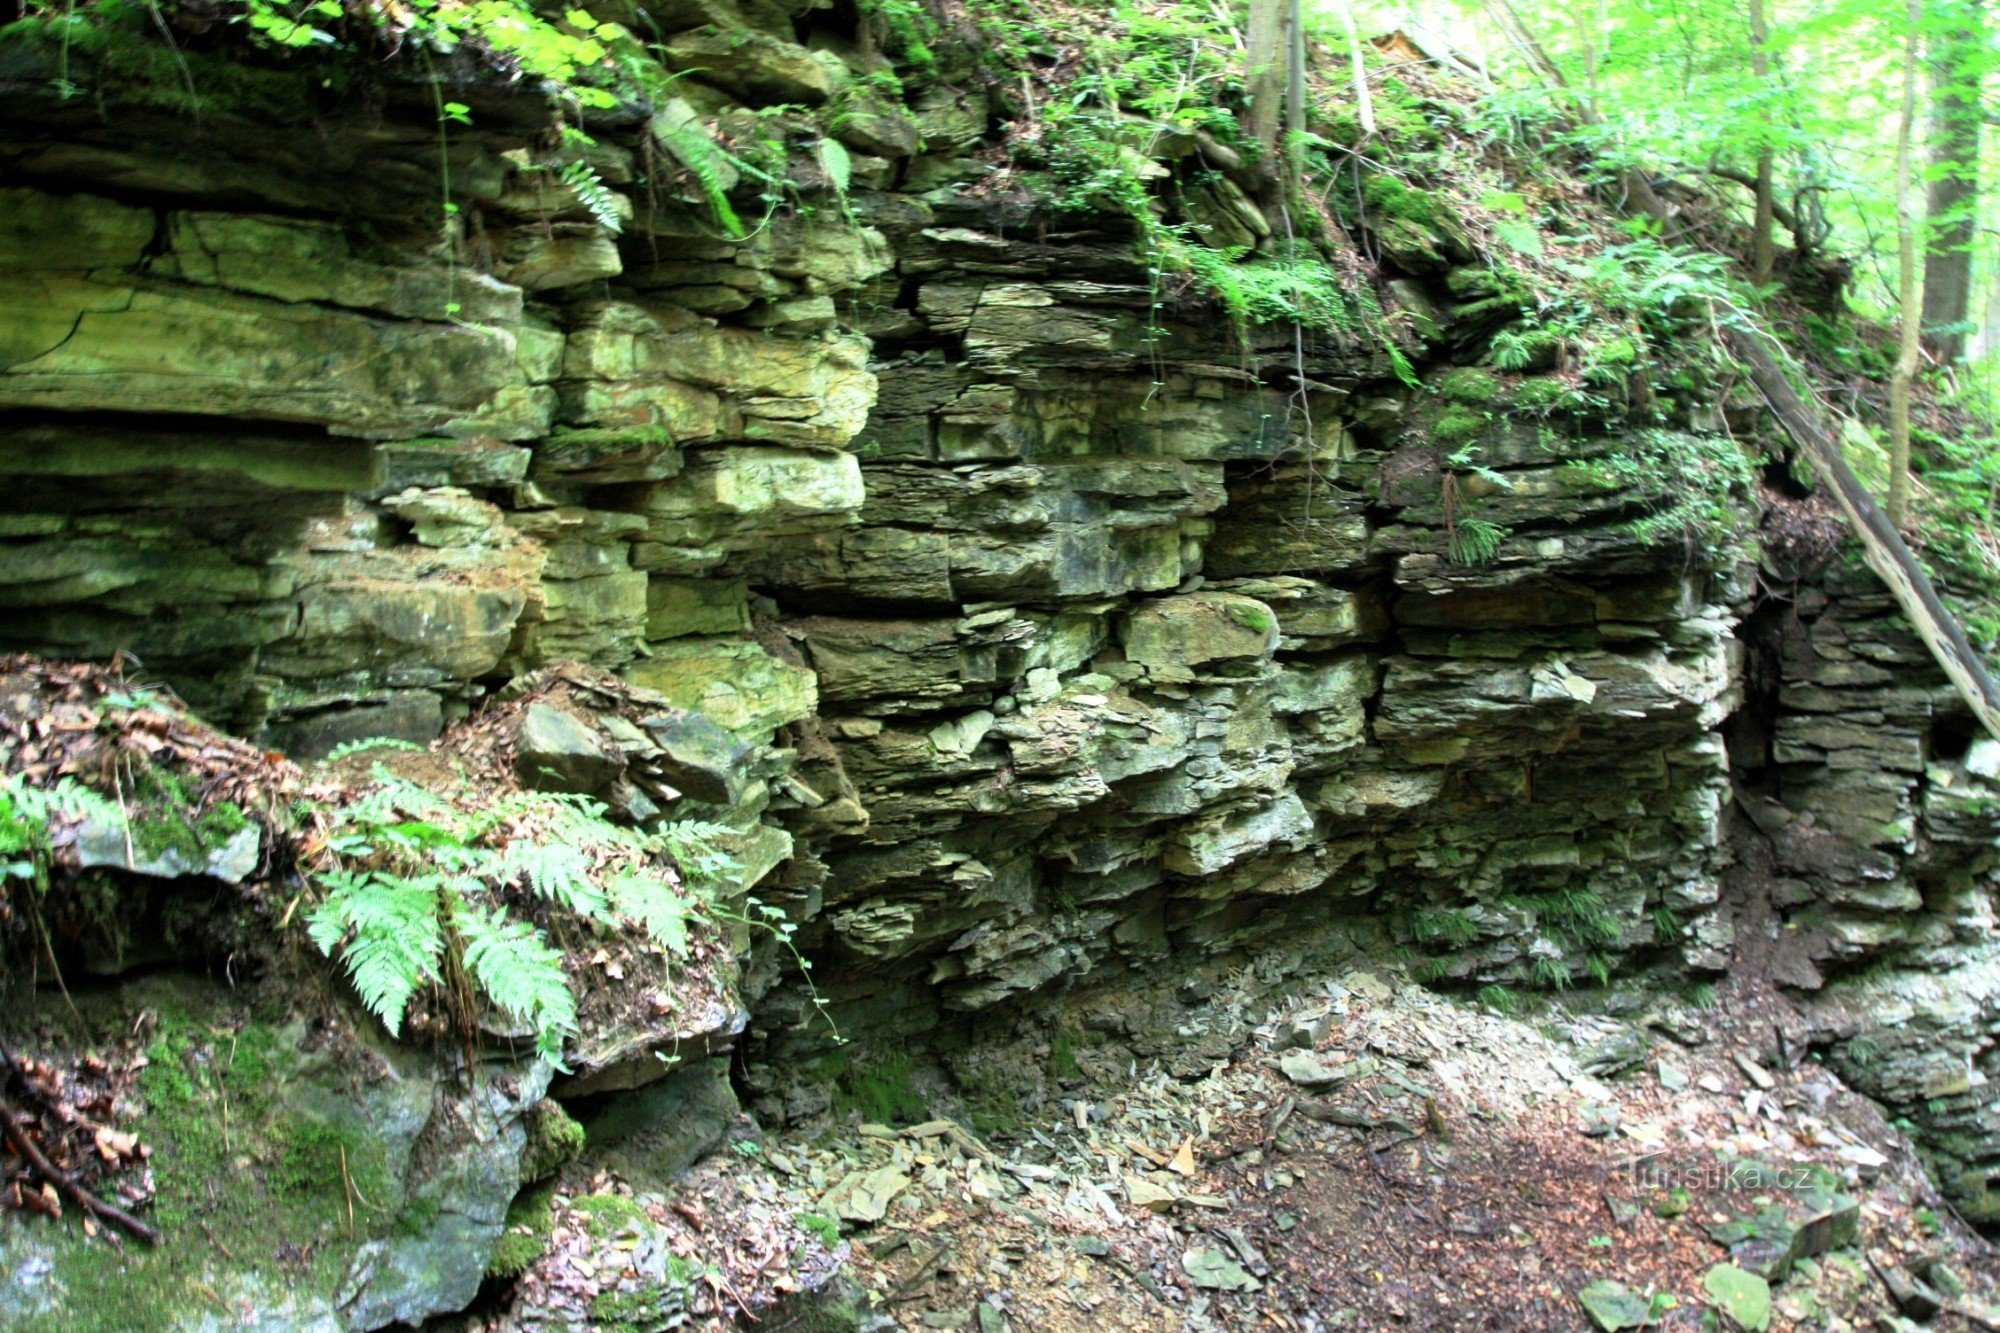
[0,977,553,1331]
[520,1100,587,1183]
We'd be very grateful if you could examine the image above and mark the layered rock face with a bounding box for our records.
[0,37,1740,1013]
[1,0,1997,1213]
[1745,570,2000,1221]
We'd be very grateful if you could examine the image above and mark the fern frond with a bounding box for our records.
[500,839,610,921]
[307,870,445,1035]
[816,136,852,197]
[1448,517,1509,566]
[7,774,122,828]
[655,820,741,894]
[652,113,747,239]
[558,158,625,235]
[322,737,425,763]
[456,902,577,1064]
[606,869,692,957]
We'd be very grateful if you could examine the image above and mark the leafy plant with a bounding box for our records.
[1412,906,1480,948]
[0,774,122,891]
[557,156,624,235]
[1448,516,1508,566]
[649,104,754,239]
[306,769,737,1064]
[321,737,427,764]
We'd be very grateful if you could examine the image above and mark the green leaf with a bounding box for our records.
[557,159,624,236]
[607,870,692,957]
[1495,218,1545,259]
[456,902,577,1065]
[307,870,444,1036]
[501,839,610,920]
[816,136,852,196]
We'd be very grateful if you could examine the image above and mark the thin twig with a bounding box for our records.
[0,1044,162,1245]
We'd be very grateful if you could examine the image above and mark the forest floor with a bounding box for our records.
[685,969,2000,1331]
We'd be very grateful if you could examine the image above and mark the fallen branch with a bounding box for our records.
[1727,327,2000,742]
[0,1044,162,1246]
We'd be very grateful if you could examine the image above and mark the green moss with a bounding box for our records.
[589,1271,693,1331]
[949,1055,1027,1137]
[1226,603,1276,635]
[1362,174,1447,227]
[10,994,396,1332]
[520,1098,586,1182]
[572,1192,646,1238]
[1431,406,1489,448]
[794,1209,842,1246]
[125,764,251,864]
[271,1119,373,1198]
[486,1183,556,1279]
[1433,367,1506,406]
[825,1049,927,1126]
[1510,376,1579,413]
[1049,1023,1083,1081]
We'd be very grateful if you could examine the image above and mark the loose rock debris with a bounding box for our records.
[498,969,2000,1330]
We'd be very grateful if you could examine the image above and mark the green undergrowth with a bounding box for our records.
[487,1182,558,1279]
[1910,396,2000,652]
[126,765,251,863]
[307,767,739,1065]
[1561,427,1759,566]
[0,4,323,117]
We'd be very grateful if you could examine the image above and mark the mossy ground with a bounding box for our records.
[571,1191,648,1239]
[1,979,395,1331]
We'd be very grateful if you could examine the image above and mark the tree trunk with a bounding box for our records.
[1889,0,1925,530]
[1747,0,1777,286]
[1285,0,1307,178]
[1243,0,1285,178]
[1334,0,1375,139]
[1919,0,1984,363]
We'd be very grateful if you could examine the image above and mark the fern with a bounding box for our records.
[1,774,124,886]
[305,768,738,1065]
[558,158,624,235]
[500,839,608,919]
[1448,516,1508,565]
[306,870,445,1036]
[322,737,425,764]
[816,136,852,197]
[455,902,577,1063]
[606,869,692,957]
[652,112,748,239]
[657,819,740,893]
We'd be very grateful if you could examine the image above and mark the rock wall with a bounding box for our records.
[3,0,1999,1206]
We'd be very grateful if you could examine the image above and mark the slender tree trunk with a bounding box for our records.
[1334,0,1375,139]
[1747,0,1777,286]
[1889,0,1925,530]
[1244,0,1285,178]
[1919,0,1984,362]
[1284,0,1307,178]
